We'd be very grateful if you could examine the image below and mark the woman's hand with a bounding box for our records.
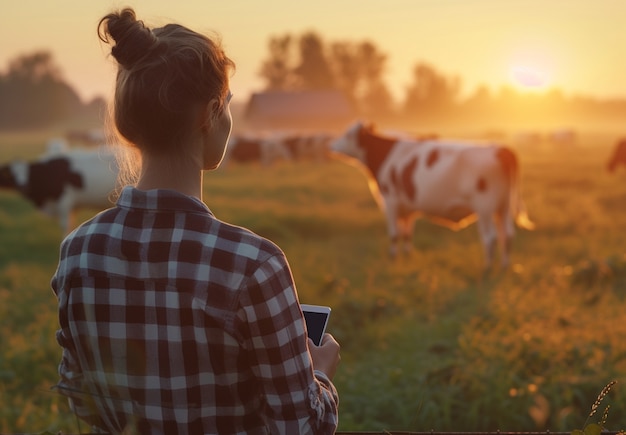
[308,333,341,380]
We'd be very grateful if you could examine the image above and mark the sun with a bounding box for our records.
[508,62,551,92]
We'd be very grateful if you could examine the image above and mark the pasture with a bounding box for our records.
[1,128,626,433]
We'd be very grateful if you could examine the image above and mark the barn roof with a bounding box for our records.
[243,90,355,131]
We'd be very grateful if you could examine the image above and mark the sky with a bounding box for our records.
[2,0,626,104]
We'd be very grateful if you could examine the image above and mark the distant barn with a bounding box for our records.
[243,90,355,132]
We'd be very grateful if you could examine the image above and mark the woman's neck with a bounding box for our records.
[135,153,204,200]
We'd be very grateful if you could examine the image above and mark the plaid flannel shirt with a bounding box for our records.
[51,187,338,435]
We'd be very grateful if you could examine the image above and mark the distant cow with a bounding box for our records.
[607,139,626,173]
[222,135,291,167]
[330,122,535,269]
[0,143,119,233]
[278,133,334,162]
[548,128,577,146]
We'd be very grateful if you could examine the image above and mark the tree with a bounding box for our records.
[259,32,335,91]
[460,84,494,121]
[258,32,393,119]
[7,51,62,83]
[355,42,395,117]
[329,40,392,116]
[329,41,360,105]
[361,79,395,120]
[258,35,296,91]
[294,32,335,90]
[0,50,83,129]
[403,62,461,120]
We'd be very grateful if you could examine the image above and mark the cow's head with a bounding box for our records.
[329,121,376,163]
[0,161,28,189]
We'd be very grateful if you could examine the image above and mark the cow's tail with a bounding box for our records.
[607,140,626,173]
[497,147,535,230]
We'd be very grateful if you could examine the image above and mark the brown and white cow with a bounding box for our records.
[330,121,535,269]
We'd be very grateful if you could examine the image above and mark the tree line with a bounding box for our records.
[257,31,626,130]
[1,34,626,131]
[0,51,105,130]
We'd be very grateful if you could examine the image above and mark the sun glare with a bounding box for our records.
[508,63,551,92]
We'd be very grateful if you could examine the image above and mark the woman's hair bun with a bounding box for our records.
[98,8,158,69]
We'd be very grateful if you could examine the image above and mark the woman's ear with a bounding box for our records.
[198,98,220,131]
[207,97,221,118]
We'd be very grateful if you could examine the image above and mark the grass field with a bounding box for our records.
[1,128,626,433]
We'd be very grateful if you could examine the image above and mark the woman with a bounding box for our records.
[51,8,340,434]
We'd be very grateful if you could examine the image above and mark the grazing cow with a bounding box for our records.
[607,139,626,173]
[330,122,535,269]
[278,133,334,162]
[222,134,292,167]
[513,130,543,147]
[548,128,577,146]
[223,136,263,164]
[0,144,119,233]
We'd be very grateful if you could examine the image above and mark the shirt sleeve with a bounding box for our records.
[239,252,339,434]
[51,271,106,430]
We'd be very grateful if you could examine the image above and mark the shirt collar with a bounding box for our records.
[116,186,212,215]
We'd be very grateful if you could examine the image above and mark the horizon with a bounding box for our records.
[2,1,626,104]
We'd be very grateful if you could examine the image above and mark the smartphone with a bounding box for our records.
[301,304,331,346]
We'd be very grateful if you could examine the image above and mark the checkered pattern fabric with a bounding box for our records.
[51,186,338,434]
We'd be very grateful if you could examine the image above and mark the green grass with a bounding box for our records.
[2,129,626,432]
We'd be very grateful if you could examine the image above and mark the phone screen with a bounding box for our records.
[303,310,329,346]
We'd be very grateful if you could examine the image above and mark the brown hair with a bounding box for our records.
[98,8,235,182]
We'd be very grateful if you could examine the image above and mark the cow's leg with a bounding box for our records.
[261,143,271,166]
[476,215,497,270]
[60,211,74,235]
[385,210,400,258]
[500,212,516,268]
[50,192,74,235]
[389,236,399,258]
[400,215,415,255]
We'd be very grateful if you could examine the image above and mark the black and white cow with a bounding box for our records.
[330,121,535,269]
[0,143,119,233]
